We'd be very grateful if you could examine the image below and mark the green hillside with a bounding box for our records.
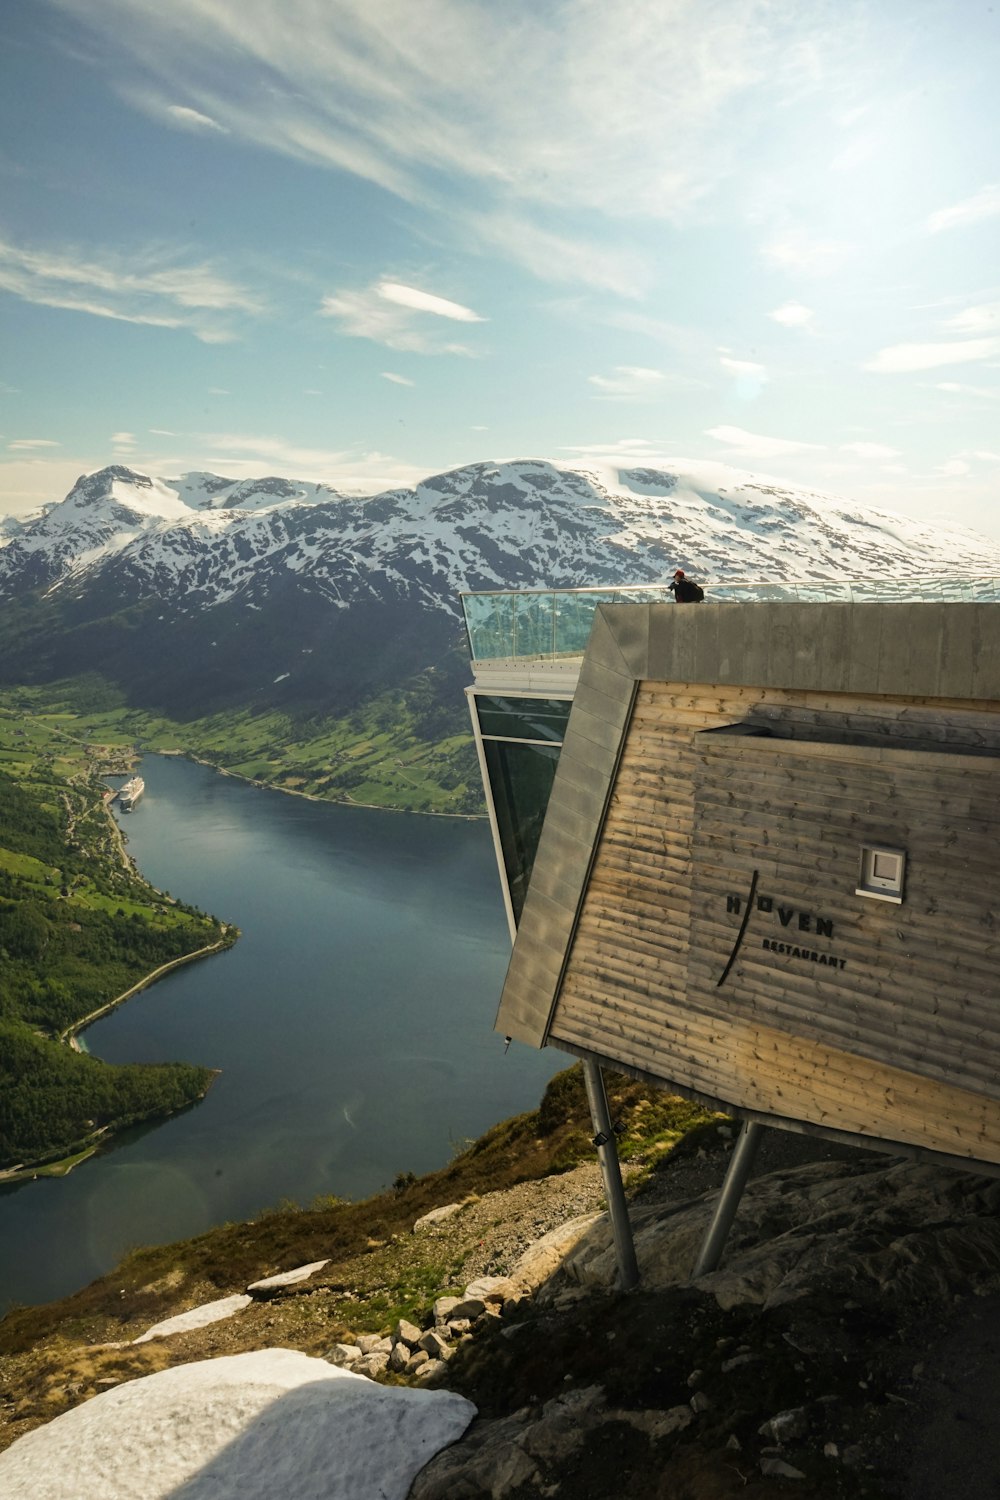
[0,711,233,1174]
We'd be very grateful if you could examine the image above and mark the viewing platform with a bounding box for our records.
[461,576,1000,671]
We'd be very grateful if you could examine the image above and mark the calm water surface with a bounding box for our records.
[0,756,561,1311]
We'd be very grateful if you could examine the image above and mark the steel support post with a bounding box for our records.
[692,1120,766,1279]
[582,1060,640,1291]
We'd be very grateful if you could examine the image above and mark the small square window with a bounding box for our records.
[857,845,905,903]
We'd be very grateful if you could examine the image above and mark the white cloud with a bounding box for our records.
[865,338,1000,373]
[0,234,262,342]
[52,0,871,290]
[588,366,666,399]
[973,450,1000,463]
[381,372,414,387]
[7,438,61,451]
[762,234,849,276]
[470,212,650,298]
[149,428,177,436]
[559,438,666,459]
[718,352,767,381]
[198,432,424,491]
[926,184,1000,235]
[840,441,901,460]
[111,431,136,448]
[376,281,484,322]
[936,458,971,477]
[769,301,814,329]
[943,301,1000,336]
[934,381,1000,400]
[705,424,823,458]
[321,279,484,354]
[164,104,229,134]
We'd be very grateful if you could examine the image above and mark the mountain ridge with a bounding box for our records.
[2,457,998,812]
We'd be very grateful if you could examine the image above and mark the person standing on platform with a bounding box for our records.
[668,569,704,603]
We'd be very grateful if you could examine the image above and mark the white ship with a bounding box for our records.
[119,776,144,812]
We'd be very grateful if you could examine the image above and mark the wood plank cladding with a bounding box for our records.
[549,678,1000,1166]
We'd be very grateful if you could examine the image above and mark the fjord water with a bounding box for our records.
[0,756,562,1312]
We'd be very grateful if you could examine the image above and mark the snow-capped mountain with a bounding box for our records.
[1,457,998,726]
[3,458,998,615]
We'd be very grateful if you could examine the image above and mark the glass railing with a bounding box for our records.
[461,578,1000,661]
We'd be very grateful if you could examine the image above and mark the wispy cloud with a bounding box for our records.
[934,381,1000,401]
[164,104,229,134]
[762,234,850,277]
[149,428,177,436]
[769,301,815,329]
[199,432,423,491]
[53,0,865,288]
[926,185,1000,235]
[943,301,1000,336]
[0,234,263,342]
[381,372,414,387]
[321,278,484,353]
[840,441,901,460]
[376,282,484,322]
[705,424,823,458]
[588,366,666,399]
[471,212,650,298]
[7,438,61,451]
[865,338,1000,373]
[111,431,136,451]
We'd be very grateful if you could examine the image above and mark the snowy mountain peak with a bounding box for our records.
[2,456,999,616]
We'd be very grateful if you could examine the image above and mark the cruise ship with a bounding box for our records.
[118,776,144,812]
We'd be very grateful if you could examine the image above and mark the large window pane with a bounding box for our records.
[482,740,561,923]
[475,695,572,743]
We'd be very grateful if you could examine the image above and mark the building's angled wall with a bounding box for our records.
[495,602,1000,1169]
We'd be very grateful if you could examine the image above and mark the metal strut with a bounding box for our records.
[583,1060,640,1291]
[692,1119,766,1278]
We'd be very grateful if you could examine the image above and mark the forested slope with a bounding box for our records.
[0,719,233,1173]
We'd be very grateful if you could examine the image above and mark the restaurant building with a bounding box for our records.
[463,584,1000,1277]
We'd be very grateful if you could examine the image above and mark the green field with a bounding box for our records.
[0,677,484,816]
[0,709,235,1173]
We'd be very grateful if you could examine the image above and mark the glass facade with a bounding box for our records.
[461,577,1000,663]
[473,694,572,926]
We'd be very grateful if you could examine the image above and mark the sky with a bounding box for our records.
[1,0,999,537]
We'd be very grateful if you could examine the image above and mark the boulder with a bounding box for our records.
[413,1204,463,1233]
[394,1318,423,1349]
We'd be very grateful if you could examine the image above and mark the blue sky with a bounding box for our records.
[2,0,999,537]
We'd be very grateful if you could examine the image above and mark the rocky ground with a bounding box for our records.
[3,1074,1000,1498]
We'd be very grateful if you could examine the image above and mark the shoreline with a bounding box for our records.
[58,929,236,1048]
[154,748,485,821]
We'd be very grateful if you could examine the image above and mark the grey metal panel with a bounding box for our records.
[526,821,594,889]
[939,605,976,700]
[543,793,611,846]
[527,857,596,913]
[564,702,634,754]
[571,677,635,735]
[971,608,1000,698]
[846,604,885,695]
[575,654,640,704]
[550,746,614,798]
[512,887,581,951]
[645,602,687,682]
[712,600,763,683]
[586,606,638,675]
[877,605,942,697]
[558,729,623,778]
[503,926,568,987]
[594,602,650,677]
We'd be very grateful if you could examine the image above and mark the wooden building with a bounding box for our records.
[486,600,1000,1175]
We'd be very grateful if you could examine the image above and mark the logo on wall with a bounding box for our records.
[717,871,847,987]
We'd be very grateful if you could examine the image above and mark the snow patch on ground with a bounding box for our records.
[0,1348,476,1500]
[132,1294,252,1344]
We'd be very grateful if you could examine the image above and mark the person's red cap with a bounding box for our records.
[673,569,685,578]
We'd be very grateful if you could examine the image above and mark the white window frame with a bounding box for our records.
[856,845,906,904]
